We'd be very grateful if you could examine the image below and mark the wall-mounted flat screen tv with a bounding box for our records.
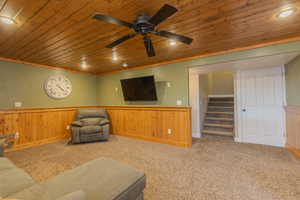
[120,76,157,101]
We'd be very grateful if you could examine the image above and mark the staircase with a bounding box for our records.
[202,97,234,137]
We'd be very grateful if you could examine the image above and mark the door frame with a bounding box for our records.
[189,67,236,138]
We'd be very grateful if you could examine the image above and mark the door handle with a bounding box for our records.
[242,109,246,112]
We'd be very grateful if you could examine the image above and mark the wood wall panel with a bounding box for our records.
[0,108,77,150]
[0,106,192,150]
[285,106,300,160]
[106,107,192,147]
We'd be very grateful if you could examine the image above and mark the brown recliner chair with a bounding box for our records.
[70,109,110,144]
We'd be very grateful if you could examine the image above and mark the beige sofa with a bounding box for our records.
[0,157,145,200]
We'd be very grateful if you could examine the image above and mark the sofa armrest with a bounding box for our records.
[71,121,83,127]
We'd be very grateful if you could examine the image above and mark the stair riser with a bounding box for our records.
[205,119,233,125]
[203,132,233,137]
[203,126,233,132]
[209,97,234,102]
[208,107,234,112]
[207,113,234,118]
[209,103,234,107]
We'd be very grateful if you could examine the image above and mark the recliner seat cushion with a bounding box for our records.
[80,118,102,126]
[79,126,102,135]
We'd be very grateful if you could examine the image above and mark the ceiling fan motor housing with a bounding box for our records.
[134,13,154,34]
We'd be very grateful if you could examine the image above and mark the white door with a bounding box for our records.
[237,66,285,147]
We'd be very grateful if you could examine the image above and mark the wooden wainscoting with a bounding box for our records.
[285,106,300,160]
[0,107,80,150]
[0,106,192,150]
[104,106,192,148]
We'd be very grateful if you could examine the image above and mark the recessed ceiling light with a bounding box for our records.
[169,40,177,46]
[81,61,88,69]
[122,63,128,67]
[0,16,15,24]
[278,8,297,18]
[112,56,118,61]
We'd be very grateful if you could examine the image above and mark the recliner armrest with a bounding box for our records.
[71,121,83,127]
[99,119,110,126]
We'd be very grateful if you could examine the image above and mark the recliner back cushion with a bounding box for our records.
[76,109,107,120]
[80,118,102,126]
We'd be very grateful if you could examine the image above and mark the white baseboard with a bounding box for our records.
[208,94,234,98]
[192,132,201,138]
[234,137,242,142]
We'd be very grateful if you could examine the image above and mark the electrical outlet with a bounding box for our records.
[66,125,70,130]
[176,100,182,106]
[115,87,118,92]
[14,102,22,108]
[167,82,171,87]
[15,132,20,138]
[167,129,172,135]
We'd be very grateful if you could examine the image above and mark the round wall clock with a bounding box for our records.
[44,75,72,99]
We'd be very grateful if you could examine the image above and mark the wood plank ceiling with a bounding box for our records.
[0,0,300,74]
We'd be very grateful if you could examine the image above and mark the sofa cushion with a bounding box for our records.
[8,186,85,200]
[7,184,50,200]
[0,158,35,197]
[71,121,83,127]
[0,157,16,170]
[80,118,102,126]
[41,158,146,200]
[80,118,110,126]
[76,109,107,120]
[56,190,86,200]
[0,139,5,157]
[79,126,102,135]
[99,119,110,126]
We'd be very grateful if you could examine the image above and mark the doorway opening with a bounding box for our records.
[199,72,234,138]
[189,52,299,147]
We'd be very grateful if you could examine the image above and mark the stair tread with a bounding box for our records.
[206,117,234,121]
[207,111,234,114]
[202,129,233,136]
[204,123,233,128]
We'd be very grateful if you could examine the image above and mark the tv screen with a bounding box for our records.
[121,76,157,101]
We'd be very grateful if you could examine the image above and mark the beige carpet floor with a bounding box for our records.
[6,135,300,200]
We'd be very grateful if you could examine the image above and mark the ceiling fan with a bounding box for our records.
[93,4,193,57]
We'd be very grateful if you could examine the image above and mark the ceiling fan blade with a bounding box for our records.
[106,34,137,48]
[149,4,178,26]
[154,30,193,44]
[93,14,134,28]
[143,36,155,57]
